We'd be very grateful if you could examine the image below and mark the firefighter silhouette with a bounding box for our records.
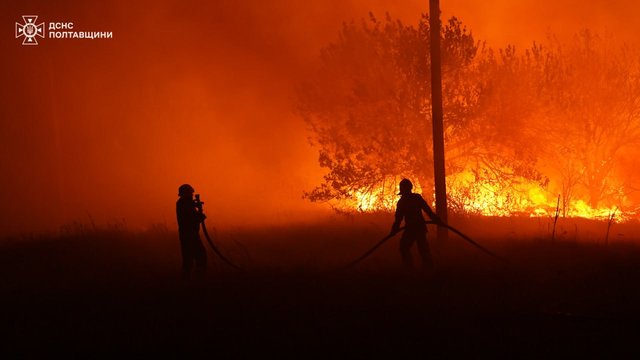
[176,184,207,279]
[390,179,441,269]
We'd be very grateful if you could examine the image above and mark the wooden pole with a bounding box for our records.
[429,0,448,241]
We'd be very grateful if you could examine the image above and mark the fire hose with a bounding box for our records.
[342,220,508,269]
[195,194,242,270]
[192,194,502,271]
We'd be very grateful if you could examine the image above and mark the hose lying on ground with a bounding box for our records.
[199,218,504,271]
[342,220,508,269]
[201,221,242,270]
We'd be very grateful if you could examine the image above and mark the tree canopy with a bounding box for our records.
[297,13,640,216]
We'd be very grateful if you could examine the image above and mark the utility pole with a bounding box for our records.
[429,0,448,241]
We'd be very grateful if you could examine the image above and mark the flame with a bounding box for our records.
[336,178,421,212]
[341,170,626,221]
[446,170,623,220]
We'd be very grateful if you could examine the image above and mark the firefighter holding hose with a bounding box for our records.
[390,178,442,270]
[176,184,207,279]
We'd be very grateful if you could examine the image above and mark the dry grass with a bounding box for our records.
[2,214,640,356]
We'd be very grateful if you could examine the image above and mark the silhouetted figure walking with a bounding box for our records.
[176,184,207,279]
[390,179,441,270]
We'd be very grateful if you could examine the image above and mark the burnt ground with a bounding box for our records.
[2,216,640,357]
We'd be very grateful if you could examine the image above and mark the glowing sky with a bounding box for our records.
[1,0,638,235]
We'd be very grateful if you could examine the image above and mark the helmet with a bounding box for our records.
[398,178,413,195]
[178,184,194,196]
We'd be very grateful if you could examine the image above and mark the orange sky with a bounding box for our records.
[1,0,639,236]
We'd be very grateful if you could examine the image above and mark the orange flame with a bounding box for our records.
[341,171,626,221]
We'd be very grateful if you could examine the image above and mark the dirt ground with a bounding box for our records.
[2,215,640,357]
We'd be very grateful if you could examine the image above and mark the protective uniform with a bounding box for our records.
[176,184,207,278]
[391,179,437,269]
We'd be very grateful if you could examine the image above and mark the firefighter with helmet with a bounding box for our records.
[176,184,207,279]
[390,178,442,269]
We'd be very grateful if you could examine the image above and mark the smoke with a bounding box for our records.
[0,0,637,235]
[442,0,640,47]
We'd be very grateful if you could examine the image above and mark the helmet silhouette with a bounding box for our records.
[178,184,194,196]
[398,178,413,195]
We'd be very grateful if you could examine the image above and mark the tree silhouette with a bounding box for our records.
[297,13,480,209]
[535,31,640,210]
[298,13,640,215]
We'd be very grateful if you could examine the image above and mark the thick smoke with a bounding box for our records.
[1,0,637,235]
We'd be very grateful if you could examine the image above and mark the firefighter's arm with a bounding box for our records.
[390,207,403,236]
[193,197,207,222]
[421,197,444,225]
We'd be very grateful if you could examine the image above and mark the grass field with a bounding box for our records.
[2,214,640,357]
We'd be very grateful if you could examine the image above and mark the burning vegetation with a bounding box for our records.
[297,13,640,221]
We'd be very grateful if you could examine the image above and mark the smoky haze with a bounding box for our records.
[1,0,639,236]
